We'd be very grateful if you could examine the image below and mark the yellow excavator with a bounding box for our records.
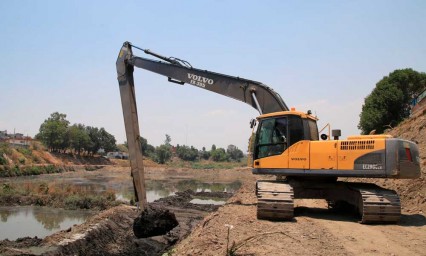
[116,42,421,224]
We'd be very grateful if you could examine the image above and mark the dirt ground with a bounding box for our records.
[173,171,426,256]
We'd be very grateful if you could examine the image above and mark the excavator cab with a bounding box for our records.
[254,111,319,160]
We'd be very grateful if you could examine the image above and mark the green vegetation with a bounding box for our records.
[176,145,199,161]
[168,159,247,169]
[0,142,12,165]
[0,181,119,210]
[36,112,117,155]
[128,133,246,165]
[359,69,426,134]
[0,165,69,177]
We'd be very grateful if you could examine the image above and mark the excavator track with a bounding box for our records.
[348,183,401,224]
[256,181,294,220]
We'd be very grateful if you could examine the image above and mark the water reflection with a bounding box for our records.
[116,180,241,202]
[0,173,241,240]
[0,206,93,240]
[190,198,226,205]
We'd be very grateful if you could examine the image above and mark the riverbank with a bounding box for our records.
[0,169,243,255]
[0,166,246,255]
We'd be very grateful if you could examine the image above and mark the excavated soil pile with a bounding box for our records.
[133,205,178,238]
[0,189,233,256]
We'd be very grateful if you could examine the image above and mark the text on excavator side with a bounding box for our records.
[188,73,214,88]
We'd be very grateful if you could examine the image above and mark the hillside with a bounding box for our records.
[384,113,426,213]
[0,141,113,166]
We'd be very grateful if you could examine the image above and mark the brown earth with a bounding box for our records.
[173,172,426,256]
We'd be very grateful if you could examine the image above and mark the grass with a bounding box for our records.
[0,181,120,210]
[0,165,68,177]
[167,158,248,169]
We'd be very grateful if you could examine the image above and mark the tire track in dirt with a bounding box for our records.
[285,199,426,256]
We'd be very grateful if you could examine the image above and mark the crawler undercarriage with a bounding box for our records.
[256,178,401,223]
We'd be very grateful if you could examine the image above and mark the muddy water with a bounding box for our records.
[0,174,241,203]
[0,206,93,240]
[0,169,241,240]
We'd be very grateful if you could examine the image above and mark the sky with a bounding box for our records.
[0,0,425,151]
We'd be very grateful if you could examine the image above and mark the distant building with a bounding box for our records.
[0,130,32,147]
[0,130,7,140]
[411,89,426,116]
[106,151,129,159]
[7,137,32,148]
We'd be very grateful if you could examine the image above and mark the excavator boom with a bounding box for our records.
[116,41,289,207]
[118,42,288,115]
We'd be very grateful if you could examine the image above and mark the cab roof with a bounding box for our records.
[257,110,318,121]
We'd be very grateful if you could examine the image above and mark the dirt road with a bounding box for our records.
[173,171,426,256]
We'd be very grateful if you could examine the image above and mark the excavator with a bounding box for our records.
[116,41,421,225]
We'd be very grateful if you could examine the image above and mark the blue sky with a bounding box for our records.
[1,1,425,151]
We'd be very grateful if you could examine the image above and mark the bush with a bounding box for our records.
[18,157,26,165]
[0,143,12,156]
[211,148,229,162]
[176,145,199,161]
[17,147,32,157]
[2,183,13,194]
[0,156,6,165]
[154,145,172,164]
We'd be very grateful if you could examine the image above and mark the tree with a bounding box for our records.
[176,145,199,161]
[211,147,228,162]
[200,146,210,160]
[36,112,70,152]
[68,124,90,155]
[358,69,426,134]
[139,137,155,157]
[226,144,244,161]
[164,134,172,146]
[85,126,101,156]
[154,145,172,164]
[99,128,117,153]
[153,134,172,164]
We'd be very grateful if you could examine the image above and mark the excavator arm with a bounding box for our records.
[116,41,288,208]
[117,42,288,115]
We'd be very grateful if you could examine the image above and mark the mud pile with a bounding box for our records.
[133,205,178,238]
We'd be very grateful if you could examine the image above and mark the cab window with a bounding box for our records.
[255,117,287,159]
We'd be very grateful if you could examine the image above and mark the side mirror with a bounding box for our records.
[321,134,328,140]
